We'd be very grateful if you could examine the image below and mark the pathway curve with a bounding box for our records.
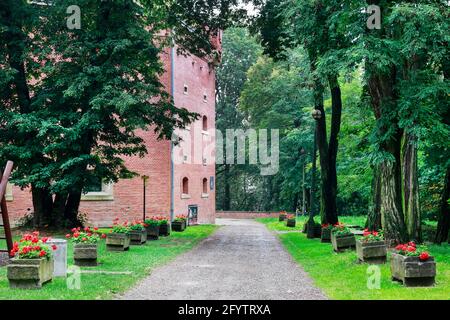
[120,218,327,300]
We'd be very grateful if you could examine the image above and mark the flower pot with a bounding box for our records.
[172,220,186,232]
[321,228,331,243]
[146,224,160,240]
[331,233,356,252]
[390,253,436,287]
[130,229,147,245]
[279,214,286,222]
[7,258,54,289]
[159,223,171,236]
[74,243,98,266]
[286,218,296,227]
[106,233,131,251]
[356,240,387,264]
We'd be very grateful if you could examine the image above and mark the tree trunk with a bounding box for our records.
[435,166,450,244]
[64,191,83,228]
[366,165,382,230]
[402,133,421,241]
[326,74,342,225]
[379,133,408,244]
[31,187,53,227]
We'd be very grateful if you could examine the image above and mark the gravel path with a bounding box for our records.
[120,219,327,300]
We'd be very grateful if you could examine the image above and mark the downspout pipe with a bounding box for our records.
[170,45,175,222]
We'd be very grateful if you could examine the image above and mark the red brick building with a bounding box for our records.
[6,38,221,227]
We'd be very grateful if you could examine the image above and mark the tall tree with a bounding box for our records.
[216,27,262,211]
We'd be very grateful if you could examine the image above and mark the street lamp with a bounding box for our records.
[307,109,322,239]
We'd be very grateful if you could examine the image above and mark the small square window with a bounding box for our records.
[183,85,188,95]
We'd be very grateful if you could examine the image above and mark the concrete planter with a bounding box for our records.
[321,228,331,243]
[106,233,131,251]
[356,240,387,264]
[130,230,147,245]
[7,258,54,289]
[391,253,436,287]
[172,220,186,232]
[74,243,98,266]
[331,233,356,252]
[279,214,286,222]
[159,223,171,236]
[286,218,296,228]
[146,224,160,240]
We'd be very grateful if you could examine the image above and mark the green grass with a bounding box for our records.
[0,225,217,300]
[258,217,449,300]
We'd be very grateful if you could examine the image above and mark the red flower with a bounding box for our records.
[73,232,80,238]
[94,227,99,231]
[407,246,416,252]
[52,245,57,251]
[82,237,87,242]
[39,250,46,257]
[41,237,49,243]
[419,252,430,261]
[408,241,416,247]
[65,234,71,238]
[84,227,90,232]
[101,234,107,238]
[71,228,77,232]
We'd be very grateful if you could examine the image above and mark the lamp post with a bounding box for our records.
[307,109,322,239]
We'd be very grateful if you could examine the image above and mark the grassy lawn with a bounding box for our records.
[257,215,366,232]
[0,224,217,300]
[257,217,450,300]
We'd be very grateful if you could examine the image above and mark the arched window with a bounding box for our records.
[182,177,189,194]
[202,116,208,131]
[202,178,208,194]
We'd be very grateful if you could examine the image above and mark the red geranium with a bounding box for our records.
[419,251,430,261]
[10,232,55,260]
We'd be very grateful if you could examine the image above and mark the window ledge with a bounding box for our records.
[5,195,13,202]
[201,130,209,135]
[81,193,114,201]
[201,193,209,198]
[181,193,191,199]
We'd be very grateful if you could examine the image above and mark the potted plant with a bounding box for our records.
[172,214,187,232]
[391,242,436,287]
[356,229,387,264]
[285,214,296,227]
[106,219,131,251]
[159,216,171,236]
[7,232,57,289]
[129,221,147,245]
[144,217,160,240]
[321,224,332,243]
[331,223,356,252]
[279,211,287,222]
[66,227,105,266]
